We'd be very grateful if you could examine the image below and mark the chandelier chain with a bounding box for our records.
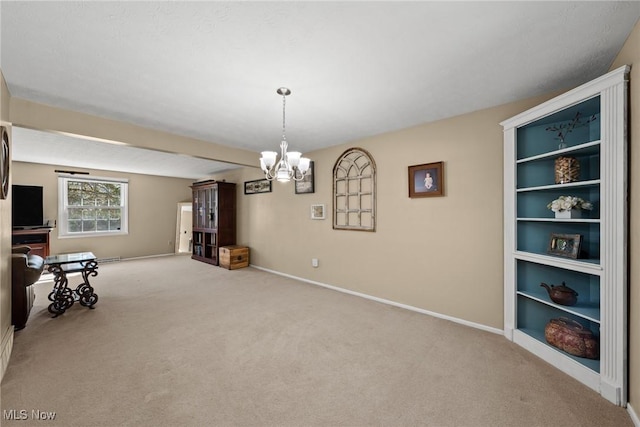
[282,93,287,141]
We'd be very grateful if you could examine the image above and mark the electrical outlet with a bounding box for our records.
[168,240,173,246]
[312,258,319,268]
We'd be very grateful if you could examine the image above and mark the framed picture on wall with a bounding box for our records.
[408,161,444,198]
[244,179,272,195]
[295,161,315,194]
[310,204,325,220]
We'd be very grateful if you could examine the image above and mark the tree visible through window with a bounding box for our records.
[58,176,128,237]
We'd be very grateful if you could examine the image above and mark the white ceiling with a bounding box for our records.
[1,2,639,179]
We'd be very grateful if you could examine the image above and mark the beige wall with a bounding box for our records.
[214,92,556,330]
[1,70,13,380]
[610,19,640,413]
[11,162,193,260]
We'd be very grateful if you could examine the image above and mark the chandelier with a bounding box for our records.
[260,87,311,182]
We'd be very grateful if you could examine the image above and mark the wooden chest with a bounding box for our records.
[219,245,249,270]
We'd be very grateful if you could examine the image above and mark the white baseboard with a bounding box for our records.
[251,265,503,336]
[122,253,176,261]
[628,403,640,427]
[0,323,14,381]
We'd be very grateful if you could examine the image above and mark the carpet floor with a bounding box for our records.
[0,255,632,426]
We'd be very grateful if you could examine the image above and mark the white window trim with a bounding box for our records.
[57,174,129,238]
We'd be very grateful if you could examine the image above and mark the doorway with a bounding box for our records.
[175,202,192,254]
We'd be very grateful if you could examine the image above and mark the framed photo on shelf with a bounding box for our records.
[310,204,325,220]
[547,233,582,259]
[295,161,315,194]
[408,161,444,198]
[244,179,272,195]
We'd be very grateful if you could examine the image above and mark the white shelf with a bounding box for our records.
[516,140,601,164]
[516,179,600,192]
[517,289,600,323]
[514,251,602,274]
[514,328,601,375]
[517,217,600,224]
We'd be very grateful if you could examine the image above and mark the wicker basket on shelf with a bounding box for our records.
[555,156,580,184]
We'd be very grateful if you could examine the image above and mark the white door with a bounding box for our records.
[175,202,192,253]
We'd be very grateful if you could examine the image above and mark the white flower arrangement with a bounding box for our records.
[547,196,593,213]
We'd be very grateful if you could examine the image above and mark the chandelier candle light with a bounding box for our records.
[260,88,311,183]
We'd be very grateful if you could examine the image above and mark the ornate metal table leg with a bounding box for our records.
[76,260,99,308]
[47,264,75,317]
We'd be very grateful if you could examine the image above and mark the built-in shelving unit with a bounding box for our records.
[502,65,629,405]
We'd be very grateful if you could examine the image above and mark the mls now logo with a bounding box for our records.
[3,409,56,420]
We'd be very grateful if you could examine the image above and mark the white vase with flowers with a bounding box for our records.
[547,196,593,219]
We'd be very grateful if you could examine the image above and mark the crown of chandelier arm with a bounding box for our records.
[260,88,311,182]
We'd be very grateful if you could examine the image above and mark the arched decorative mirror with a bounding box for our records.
[332,147,376,231]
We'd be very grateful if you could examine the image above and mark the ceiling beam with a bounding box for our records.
[9,97,258,168]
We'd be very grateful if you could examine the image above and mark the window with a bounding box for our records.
[58,175,128,237]
[333,147,376,231]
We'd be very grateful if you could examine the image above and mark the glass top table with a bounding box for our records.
[45,252,99,317]
[45,252,96,265]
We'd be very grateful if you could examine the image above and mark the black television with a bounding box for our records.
[12,185,44,229]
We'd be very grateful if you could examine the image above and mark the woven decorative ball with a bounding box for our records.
[555,156,580,184]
